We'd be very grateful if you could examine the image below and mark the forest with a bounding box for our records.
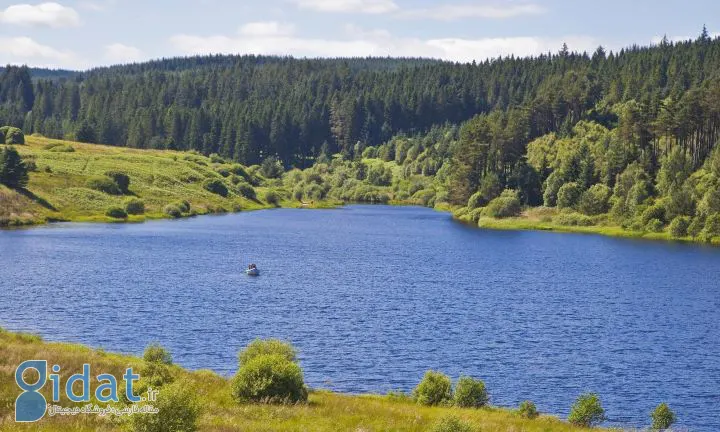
[3,28,720,240]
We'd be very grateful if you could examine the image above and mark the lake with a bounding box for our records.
[1,205,719,430]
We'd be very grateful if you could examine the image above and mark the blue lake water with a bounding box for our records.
[1,205,719,430]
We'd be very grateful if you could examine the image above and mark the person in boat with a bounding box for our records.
[248,263,257,270]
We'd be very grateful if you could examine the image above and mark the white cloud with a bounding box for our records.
[0,36,87,68]
[400,3,545,20]
[170,25,600,63]
[0,2,80,27]
[292,0,399,14]
[104,43,143,64]
[239,21,296,37]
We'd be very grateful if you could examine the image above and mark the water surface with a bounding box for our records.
[1,205,719,430]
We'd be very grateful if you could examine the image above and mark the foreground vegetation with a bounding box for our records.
[0,329,610,431]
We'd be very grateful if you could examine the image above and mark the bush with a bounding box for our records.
[260,156,284,179]
[413,371,452,406]
[0,146,29,188]
[641,204,666,225]
[2,126,25,144]
[44,142,74,152]
[702,213,720,242]
[105,171,130,194]
[144,343,173,365]
[178,200,191,213]
[105,207,128,219]
[568,393,605,427]
[235,182,256,200]
[203,178,229,197]
[557,182,583,209]
[555,212,593,226]
[239,339,297,367]
[579,184,611,215]
[483,189,521,218]
[129,380,200,432]
[265,190,280,206]
[164,204,183,219]
[467,191,484,210]
[453,376,488,408]
[216,167,230,177]
[688,216,704,238]
[86,176,121,195]
[669,216,690,238]
[646,218,664,233]
[230,354,307,404]
[517,400,539,419]
[651,403,676,430]
[429,416,473,432]
[125,199,145,215]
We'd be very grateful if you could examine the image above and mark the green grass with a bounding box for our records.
[1,137,337,226]
[0,329,610,431]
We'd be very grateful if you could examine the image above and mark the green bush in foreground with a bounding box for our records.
[651,403,676,430]
[230,354,308,404]
[105,170,131,194]
[1,126,25,144]
[483,189,521,218]
[414,371,452,406]
[105,207,128,219]
[265,190,280,206]
[144,343,173,365]
[0,146,29,188]
[239,338,297,366]
[646,218,664,233]
[568,393,605,427]
[86,175,121,195]
[429,415,474,432]
[453,376,488,408]
[517,400,539,419]
[125,199,145,215]
[129,380,200,432]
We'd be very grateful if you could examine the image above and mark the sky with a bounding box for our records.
[0,0,718,70]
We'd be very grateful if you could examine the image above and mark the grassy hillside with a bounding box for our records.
[0,329,607,432]
[1,136,332,227]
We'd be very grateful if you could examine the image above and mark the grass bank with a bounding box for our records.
[1,136,338,227]
[0,329,607,431]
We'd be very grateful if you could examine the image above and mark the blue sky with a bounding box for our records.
[0,0,718,70]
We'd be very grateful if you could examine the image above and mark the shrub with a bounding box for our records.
[557,182,583,209]
[260,156,284,179]
[178,200,191,213]
[235,182,256,200]
[651,403,676,430]
[517,400,539,419]
[265,190,280,206]
[125,199,145,215]
[2,126,25,144]
[453,376,488,408]
[0,146,29,188]
[669,216,690,238]
[641,204,666,225]
[163,204,183,219]
[467,191,484,210]
[144,343,173,365]
[230,354,307,404]
[483,189,521,218]
[216,167,230,177]
[203,178,229,197]
[129,380,200,432]
[413,371,452,406]
[105,207,128,219]
[543,171,563,207]
[579,184,611,215]
[568,393,605,427]
[646,218,664,233]
[209,153,225,164]
[702,213,720,242]
[239,339,297,367]
[429,416,473,432]
[555,212,593,226]
[86,176,121,195]
[105,171,130,194]
[44,142,74,152]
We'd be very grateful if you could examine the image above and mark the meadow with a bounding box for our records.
[0,329,610,432]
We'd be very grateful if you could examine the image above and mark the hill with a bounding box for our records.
[0,328,606,431]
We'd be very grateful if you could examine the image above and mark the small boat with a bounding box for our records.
[246,264,259,276]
